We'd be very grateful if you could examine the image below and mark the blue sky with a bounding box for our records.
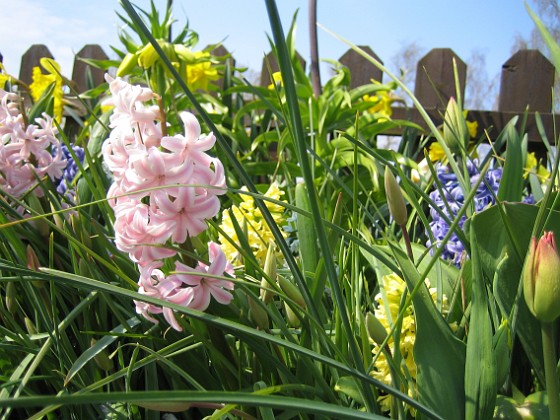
[0,0,538,91]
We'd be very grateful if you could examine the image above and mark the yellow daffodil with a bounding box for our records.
[466,120,478,139]
[525,152,550,182]
[428,142,446,162]
[362,80,394,121]
[463,110,478,139]
[219,182,288,266]
[363,91,393,120]
[370,273,452,414]
[29,58,64,123]
[267,72,283,90]
[0,63,13,89]
[185,51,219,91]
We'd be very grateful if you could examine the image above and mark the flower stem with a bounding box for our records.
[400,224,414,262]
[542,321,560,420]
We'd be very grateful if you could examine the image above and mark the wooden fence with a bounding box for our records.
[2,44,559,151]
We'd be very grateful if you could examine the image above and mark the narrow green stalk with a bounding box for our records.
[542,321,560,420]
[399,224,414,262]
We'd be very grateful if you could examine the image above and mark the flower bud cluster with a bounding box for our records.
[102,75,234,331]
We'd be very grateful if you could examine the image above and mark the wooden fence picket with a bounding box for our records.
[71,44,109,93]
[498,49,554,113]
[414,48,467,110]
[339,45,383,88]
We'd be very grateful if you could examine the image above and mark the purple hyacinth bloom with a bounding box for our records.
[52,144,85,197]
[427,161,503,266]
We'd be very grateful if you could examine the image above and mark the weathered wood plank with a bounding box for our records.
[498,49,554,113]
[71,44,108,93]
[339,46,383,88]
[414,48,467,110]
[19,44,54,85]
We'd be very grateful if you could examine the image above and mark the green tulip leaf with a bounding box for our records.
[470,202,560,387]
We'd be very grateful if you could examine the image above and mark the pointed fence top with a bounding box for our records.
[498,49,555,113]
[339,46,383,89]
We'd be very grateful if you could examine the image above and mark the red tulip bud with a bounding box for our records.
[523,231,560,323]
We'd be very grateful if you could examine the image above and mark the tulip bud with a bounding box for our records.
[384,166,407,226]
[442,97,469,154]
[523,231,560,323]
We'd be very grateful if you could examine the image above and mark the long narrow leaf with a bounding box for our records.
[464,225,497,419]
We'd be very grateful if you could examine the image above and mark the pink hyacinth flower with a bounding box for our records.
[152,187,221,243]
[169,242,235,312]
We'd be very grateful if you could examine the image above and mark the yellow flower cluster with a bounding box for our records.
[370,273,450,413]
[219,182,288,266]
[362,80,394,121]
[362,91,393,120]
[117,40,219,92]
[524,152,550,182]
[29,58,64,123]
[185,51,219,91]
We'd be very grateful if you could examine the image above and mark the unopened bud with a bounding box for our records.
[26,245,40,271]
[24,317,37,335]
[442,97,469,154]
[284,302,301,328]
[366,312,388,346]
[277,275,306,309]
[248,294,269,330]
[174,45,196,63]
[384,166,407,226]
[260,244,277,304]
[116,52,139,77]
[27,245,44,288]
[523,231,560,322]
[137,43,159,69]
[5,282,17,314]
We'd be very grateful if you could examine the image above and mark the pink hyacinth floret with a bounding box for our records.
[134,242,234,331]
[102,75,233,331]
[0,89,66,198]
